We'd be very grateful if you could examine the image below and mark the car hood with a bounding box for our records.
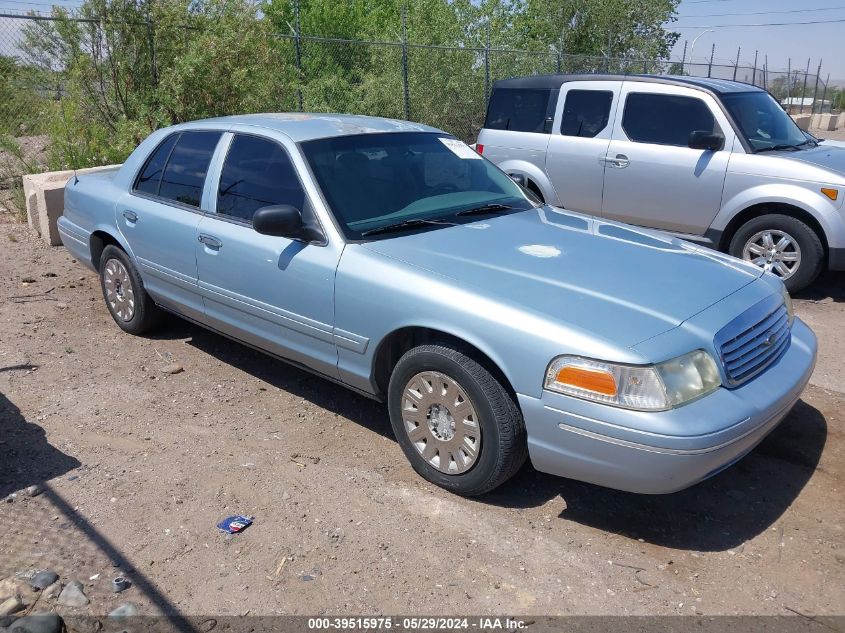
[361,208,763,349]
[787,143,845,178]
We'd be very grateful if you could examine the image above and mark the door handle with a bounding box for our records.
[122,210,138,223]
[601,154,630,168]
[198,234,223,249]
[609,154,630,168]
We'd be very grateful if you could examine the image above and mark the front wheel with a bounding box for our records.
[387,343,527,496]
[728,214,824,293]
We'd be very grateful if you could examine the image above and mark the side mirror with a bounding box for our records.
[253,204,307,238]
[688,130,725,151]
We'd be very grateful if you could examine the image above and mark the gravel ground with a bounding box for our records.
[0,215,843,620]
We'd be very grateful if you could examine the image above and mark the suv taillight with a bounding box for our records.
[475,144,484,155]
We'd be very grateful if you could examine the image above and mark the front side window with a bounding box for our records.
[622,93,719,147]
[217,135,306,222]
[485,88,557,133]
[300,132,535,239]
[721,91,808,152]
[156,131,222,207]
[560,90,613,138]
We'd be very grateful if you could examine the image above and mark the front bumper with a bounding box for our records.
[517,318,817,494]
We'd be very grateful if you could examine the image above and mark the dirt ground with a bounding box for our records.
[0,214,843,619]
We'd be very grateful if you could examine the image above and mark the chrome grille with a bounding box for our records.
[715,296,791,386]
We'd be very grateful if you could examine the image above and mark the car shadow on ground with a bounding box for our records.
[155,320,393,440]
[151,319,827,554]
[794,270,845,303]
[487,399,827,552]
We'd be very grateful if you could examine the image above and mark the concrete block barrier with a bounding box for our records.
[22,165,120,246]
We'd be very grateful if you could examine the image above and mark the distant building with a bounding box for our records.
[781,97,832,114]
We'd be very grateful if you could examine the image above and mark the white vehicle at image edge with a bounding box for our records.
[476,74,845,292]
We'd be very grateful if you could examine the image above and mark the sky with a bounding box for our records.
[670,0,845,84]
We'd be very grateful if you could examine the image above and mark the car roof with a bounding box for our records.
[491,73,766,96]
[174,113,445,142]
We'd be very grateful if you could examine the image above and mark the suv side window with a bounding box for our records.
[622,93,719,147]
[155,131,222,207]
[216,135,306,223]
[485,88,557,133]
[560,90,613,138]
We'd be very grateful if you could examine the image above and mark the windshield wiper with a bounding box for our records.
[360,218,456,237]
[755,144,803,153]
[455,203,517,217]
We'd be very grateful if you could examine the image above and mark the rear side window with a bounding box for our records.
[147,131,221,207]
[560,90,613,138]
[217,135,306,223]
[485,88,557,133]
[622,93,718,147]
[134,133,178,197]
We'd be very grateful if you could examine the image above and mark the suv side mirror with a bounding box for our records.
[688,130,725,151]
[253,205,324,242]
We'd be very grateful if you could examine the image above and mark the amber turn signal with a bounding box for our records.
[821,188,839,201]
[555,366,617,396]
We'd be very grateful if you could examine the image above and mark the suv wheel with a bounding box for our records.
[99,244,162,334]
[729,214,823,293]
[387,343,527,496]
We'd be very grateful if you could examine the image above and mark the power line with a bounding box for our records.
[682,5,845,18]
[674,18,845,27]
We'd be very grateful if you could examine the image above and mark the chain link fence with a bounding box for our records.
[0,12,834,153]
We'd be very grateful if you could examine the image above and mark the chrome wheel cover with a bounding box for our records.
[103,258,136,322]
[401,371,481,475]
[742,230,801,280]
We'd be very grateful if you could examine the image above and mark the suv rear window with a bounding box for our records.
[622,93,718,147]
[560,90,613,138]
[485,88,557,133]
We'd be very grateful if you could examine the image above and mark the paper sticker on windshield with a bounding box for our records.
[439,138,482,159]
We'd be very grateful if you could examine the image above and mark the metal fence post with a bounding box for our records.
[401,5,410,121]
[812,60,822,114]
[801,58,810,113]
[146,14,157,89]
[763,55,768,92]
[707,43,714,78]
[680,39,687,74]
[484,21,490,101]
[733,47,740,81]
[556,34,563,73]
[294,0,303,112]
[821,73,830,113]
[787,58,792,105]
[752,50,758,85]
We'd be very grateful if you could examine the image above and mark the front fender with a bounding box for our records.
[494,158,559,206]
[713,183,845,249]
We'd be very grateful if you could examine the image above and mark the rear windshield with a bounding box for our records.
[484,88,558,133]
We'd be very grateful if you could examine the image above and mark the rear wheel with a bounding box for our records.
[729,214,823,293]
[99,244,162,334]
[387,343,527,496]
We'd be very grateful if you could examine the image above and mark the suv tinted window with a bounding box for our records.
[134,133,178,196]
[157,131,221,207]
[560,90,613,138]
[485,88,557,133]
[622,93,719,147]
[217,135,306,222]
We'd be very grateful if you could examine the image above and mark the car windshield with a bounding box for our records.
[721,91,809,152]
[300,132,535,239]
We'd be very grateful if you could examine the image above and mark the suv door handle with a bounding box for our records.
[603,154,630,168]
[122,210,138,222]
[198,234,222,249]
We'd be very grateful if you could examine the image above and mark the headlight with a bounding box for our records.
[782,286,794,325]
[544,350,722,411]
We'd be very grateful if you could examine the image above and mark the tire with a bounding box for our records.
[99,244,162,335]
[728,213,824,293]
[387,343,528,496]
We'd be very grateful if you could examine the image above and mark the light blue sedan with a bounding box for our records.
[58,114,817,496]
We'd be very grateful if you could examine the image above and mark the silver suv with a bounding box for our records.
[476,74,845,291]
